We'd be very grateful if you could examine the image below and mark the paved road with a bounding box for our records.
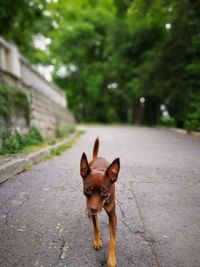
[0,126,200,267]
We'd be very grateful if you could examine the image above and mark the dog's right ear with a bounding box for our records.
[80,153,91,178]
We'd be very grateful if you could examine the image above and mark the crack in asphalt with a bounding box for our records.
[59,239,67,260]
[5,210,10,226]
[116,199,137,234]
[15,199,26,210]
[129,185,160,267]
[0,210,15,228]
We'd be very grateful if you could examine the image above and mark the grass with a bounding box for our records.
[56,124,76,138]
[0,127,44,155]
[22,129,84,161]
[0,124,79,156]
[45,140,75,160]
[21,143,48,154]
[23,163,32,171]
[20,129,84,169]
[44,130,84,160]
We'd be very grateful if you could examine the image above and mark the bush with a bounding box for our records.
[158,115,176,127]
[185,112,200,133]
[24,127,43,145]
[0,127,43,155]
[0,130,23,154]
[55,124,75,138]
[185,96,200,132]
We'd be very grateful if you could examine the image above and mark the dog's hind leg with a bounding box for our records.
[91,214,102,250]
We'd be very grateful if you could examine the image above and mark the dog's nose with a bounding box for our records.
[90,208,98,214]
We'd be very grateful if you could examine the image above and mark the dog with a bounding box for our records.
[80,138,120,267]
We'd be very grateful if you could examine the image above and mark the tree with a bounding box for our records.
[1,0,199,129]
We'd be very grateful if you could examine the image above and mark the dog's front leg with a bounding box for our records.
[107,208,117,267]
[91,214,102,250]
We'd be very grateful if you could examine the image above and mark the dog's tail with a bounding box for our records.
[93,138,99,159]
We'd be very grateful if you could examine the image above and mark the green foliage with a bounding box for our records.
[1,0,200,130]
[23,163,32,171]
[0,127,43,155]
[55,124,75,138]
[45,140,75,160]
[159,116,176,128]
[0,84,30,124]
[185,96,200,132]
[23,127,43,145]
[0,0,47,61]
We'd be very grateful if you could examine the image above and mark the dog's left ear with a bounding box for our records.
[80,153,91,178]
[105,158,120,183]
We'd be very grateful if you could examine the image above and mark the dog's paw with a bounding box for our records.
[93,239,102,250]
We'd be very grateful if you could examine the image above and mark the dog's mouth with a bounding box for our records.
[85,207,101,217]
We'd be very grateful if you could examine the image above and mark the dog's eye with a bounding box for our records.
[84,188,92,196]
[100,188,108,196]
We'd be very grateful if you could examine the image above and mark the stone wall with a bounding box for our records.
[0,37,74,138]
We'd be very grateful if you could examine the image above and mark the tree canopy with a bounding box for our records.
[1,0,200,130]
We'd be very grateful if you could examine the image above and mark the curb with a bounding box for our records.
[168,128,200,138]
[0,133,76,184]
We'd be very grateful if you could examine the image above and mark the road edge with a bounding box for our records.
[0,132,79,184]
[168,127,200,138]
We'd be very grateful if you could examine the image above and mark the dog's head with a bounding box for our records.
[80,153,120,216]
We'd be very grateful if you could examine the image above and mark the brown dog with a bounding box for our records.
[80,138,120,267]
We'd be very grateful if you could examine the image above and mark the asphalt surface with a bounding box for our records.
[0,125,200,267]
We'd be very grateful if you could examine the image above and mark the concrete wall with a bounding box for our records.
[0,37,74,138]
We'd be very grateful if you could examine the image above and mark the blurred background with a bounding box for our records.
[0,0,200,142]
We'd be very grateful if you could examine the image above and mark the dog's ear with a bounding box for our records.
[105,158,120,183]
[80,153,91,178]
